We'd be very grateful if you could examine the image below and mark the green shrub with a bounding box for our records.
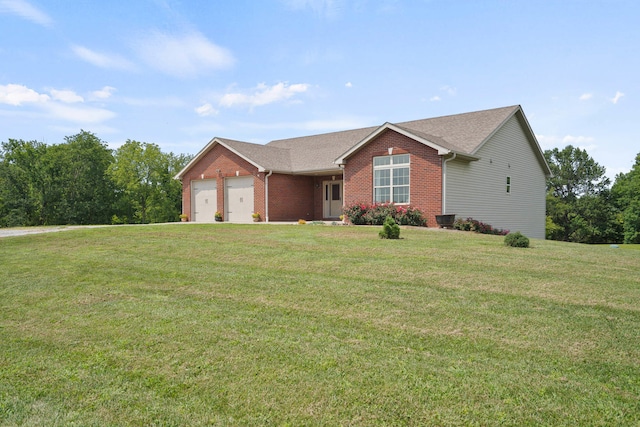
[344,203,426,226]
[111,214,126,224]
[453,217,509,235]
[504,232,530,248]
[379,215,401,239]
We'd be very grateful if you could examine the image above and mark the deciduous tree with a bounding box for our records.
[545,146,620,243]
[545,145,610,200]
[41,131,114,224]
[612,153,640,243]
[0,139,48,226]
[109,140,191,224]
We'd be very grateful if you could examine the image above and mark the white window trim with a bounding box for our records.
[373,154,410,204]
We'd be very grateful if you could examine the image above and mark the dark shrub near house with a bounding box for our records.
[504,232,530,248]
[453,217,509,236]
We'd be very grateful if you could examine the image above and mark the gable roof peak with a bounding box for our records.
[335,105,523,164]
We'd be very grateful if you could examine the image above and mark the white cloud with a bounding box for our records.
[345,82,352,88]
[282,0,343,18]
[535,134,559,149]
[219,82,309,108]
[611,91,625,104]
[428,85,456,102]
[49,89,84,103]
[0,83,49,105]
[579,93,592,101]
[0,83,115,125]
[0,0,52,26]
[72,45,135,71]
[91,86,116,100]
[195,103,218,117]
[133,31,234,78]
[562,135,595,145]
[43,103,116,123]
[440,85,457,96]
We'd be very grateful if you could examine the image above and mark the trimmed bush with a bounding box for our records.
[343,203,426,226]
[504,232,530,248]
[379,215,401,239]
[453,217,509,236]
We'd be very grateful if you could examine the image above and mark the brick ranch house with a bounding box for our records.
[175,105,551,239]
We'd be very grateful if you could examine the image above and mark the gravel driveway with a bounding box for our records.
[0,225,113,238]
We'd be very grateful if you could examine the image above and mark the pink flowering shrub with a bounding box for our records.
[453,217,509,236]
[343,203,426,226]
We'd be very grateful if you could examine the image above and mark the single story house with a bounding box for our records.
[175,105,551,238]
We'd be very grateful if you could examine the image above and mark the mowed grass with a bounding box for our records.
[1,224,638,426]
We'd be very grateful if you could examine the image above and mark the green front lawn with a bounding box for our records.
[1,224,638,426]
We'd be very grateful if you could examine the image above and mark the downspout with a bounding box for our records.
[442,153,456,214]
[264,170,273,222]
[339,164,345,216]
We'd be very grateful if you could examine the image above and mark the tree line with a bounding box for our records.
[545,146,640,244]
[0,131,192,227]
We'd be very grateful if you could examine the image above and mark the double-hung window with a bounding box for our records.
[373,154,410,204]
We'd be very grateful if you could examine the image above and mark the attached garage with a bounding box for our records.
[191,179,217,223]
[225,176,254,223]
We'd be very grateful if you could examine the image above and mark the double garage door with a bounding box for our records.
[192,176,254,223]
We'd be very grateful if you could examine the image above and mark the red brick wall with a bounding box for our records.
[343,129,442,227]
[180,144,262,221]
[180,134,442,224]
[267,174,314,221]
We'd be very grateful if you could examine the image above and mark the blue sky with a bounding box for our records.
[1,0,638,180]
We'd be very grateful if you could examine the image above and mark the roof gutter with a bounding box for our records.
[442,152,456,214]
[264,170,273,223]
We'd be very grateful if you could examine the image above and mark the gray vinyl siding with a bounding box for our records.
[444,115,547,239]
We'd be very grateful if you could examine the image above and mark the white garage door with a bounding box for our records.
[225,176,254,223]
[192,179,217,223]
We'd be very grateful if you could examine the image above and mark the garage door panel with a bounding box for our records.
[192,179,217,223]
[225,176,254,223]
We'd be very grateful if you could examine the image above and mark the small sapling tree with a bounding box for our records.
[379,215,400,239]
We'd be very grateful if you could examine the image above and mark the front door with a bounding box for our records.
[323,180,343,218]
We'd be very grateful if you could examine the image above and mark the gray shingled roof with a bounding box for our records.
[394,105,520,155]
[218,138,293,172]
[266,126,378,172]
[176,105,525,178]
[264,105,520,172]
